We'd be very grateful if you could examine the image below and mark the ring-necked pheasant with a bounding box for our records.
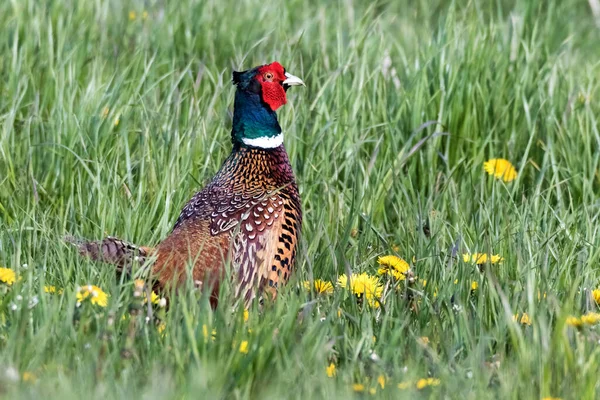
[72,62,305,303]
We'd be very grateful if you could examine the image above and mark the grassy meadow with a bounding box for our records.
[1,0,600,398]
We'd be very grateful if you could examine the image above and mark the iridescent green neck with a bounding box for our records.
[232,90,282,148]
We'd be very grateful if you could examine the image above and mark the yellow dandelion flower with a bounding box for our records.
[421,279,427,287]
[114,116,120,127]
[128,11,136,20]
[454,279,459,284]
[462,253,503,264]
[416,379,428,390]
[239,340,249,354]
[416,378,440,389]
[369,388,376,395]
[397,381,411,390]
[566,316,582,328]
[513,313,531,326]
[483,158,517,182]
[202,324,217,342]
[77,285,108,307]
[377,375,385,389]
[326,363,336,378]
[581,312,600,325]
[243,309,249,322]
[337,273,383,307]
[157,322,166,336]
[22,372,36,383]
[44,285,63,294]
[427,378,440,387]
[592,289,600,305]
[303,279,334,294]
[134,280,160,304]
[538,290,547,301]
[520,313,532,325]
[471,281,479,291]
[149,291,159,304]
[0,268,16,286]
[352,383,365,392]
[377,255,410,281]
[542,397,562,400]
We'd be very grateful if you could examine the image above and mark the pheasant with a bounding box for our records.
[73,62,305,303]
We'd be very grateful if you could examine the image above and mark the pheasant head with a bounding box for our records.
[231,62,304,148]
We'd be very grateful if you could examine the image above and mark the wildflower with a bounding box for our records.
[142,11,149,20]
[471,281,479,291]
[114,116,120,127]
[326,363,336,378]
[243,309,249,322]
[592,289,600,305]
[418,336,430,345]
[22,372,36,383]
[134,280,159,304]
[158,298,167,308]
[239,340,249,354]
[44,286,63,294]
[580,312,600,325]
[377,255,410,280]
[148,291,159,304]
[352,383,365,392]
[565,312,600,328]
[0,268,16,286]
[416,378,440,389]
[377,375,386,389]
[303,279,334,294]
[337,273,383,308]
[483,159,517,182]
[462,253,503,265]
[566,316,583,328]
[397,381,411,390]
[542,397,562,400]
[538,290,547,301]
[202,324,217,342]
[369,388,376,395]
[76,285,108,307]
[157,322,166,336]
[101,106,109,118]
[513,313,532,326]
[128,11,136,20]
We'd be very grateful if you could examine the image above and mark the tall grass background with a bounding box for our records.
[1,0,600,398]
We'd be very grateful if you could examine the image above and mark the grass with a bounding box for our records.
[1,0,600,398]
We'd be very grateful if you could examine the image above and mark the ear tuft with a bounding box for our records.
[232,70,243,86]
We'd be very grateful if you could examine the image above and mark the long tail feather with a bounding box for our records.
[65,235,153,273]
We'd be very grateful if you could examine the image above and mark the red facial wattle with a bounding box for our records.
[257,62,288,111]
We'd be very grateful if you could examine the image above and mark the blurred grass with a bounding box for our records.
[1,0,600,398]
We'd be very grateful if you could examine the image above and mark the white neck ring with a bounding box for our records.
[241,133,284,149]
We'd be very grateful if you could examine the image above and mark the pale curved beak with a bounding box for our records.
[283,72,305,87]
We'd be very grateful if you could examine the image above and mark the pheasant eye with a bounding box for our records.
[264,72,274,80]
